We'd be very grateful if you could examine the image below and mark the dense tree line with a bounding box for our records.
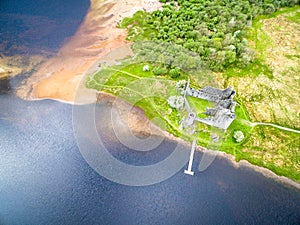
[133,41,205,71]
[122,0,299,71]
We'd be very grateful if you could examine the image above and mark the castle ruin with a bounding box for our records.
[179,79,236,130]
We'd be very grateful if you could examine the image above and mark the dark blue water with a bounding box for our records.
[0,1,300,225]
[0,95,300,225]
[0,0,90,55]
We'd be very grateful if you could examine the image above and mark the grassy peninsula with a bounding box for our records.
[87,1,300,182]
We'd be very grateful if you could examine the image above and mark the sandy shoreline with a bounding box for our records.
[17,0,162,103]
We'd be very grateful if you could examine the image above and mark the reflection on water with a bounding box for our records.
[0,78,10,93]
[0,0,90,55]
[0,95,300,225]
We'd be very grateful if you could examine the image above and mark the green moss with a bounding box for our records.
[246,21,273,58]
[286,11,300,23]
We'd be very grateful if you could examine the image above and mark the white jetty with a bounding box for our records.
[184,139,197,176]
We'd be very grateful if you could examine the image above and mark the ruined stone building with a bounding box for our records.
[179,80,236,130]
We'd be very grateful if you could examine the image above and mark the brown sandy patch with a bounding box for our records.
[17,0,162,103]
[97,92,164,137]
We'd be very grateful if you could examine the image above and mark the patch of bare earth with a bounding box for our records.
[97,92,165,137]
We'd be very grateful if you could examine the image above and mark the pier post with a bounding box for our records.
[184,139,196,176]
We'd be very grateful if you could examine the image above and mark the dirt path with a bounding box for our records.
[250,122,300,134]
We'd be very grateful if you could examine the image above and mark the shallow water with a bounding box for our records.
[0,1,300,224]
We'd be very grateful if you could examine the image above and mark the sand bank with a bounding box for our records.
[17,0,162,103]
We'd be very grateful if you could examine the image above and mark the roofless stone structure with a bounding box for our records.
[179,79,236,130]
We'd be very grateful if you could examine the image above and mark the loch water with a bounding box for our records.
[0,1,300,225]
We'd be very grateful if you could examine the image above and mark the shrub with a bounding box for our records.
[233,131,245,143]
[264,4,276,15]
[169,68,181,78]
[175,80,187,89]
[153,67,163,75]
[167,96,185,110]
[153,66,167,76]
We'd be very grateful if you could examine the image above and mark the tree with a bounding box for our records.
[167,96,185,110]
[159,0,168,4]
[122,0,285,72]
[153,67,167,76]
[233,131,245,143]
[264,4,276,15]
[225,50,237,65]
[170,68,181,78]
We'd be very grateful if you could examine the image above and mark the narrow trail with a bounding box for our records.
[249,121,300,134]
